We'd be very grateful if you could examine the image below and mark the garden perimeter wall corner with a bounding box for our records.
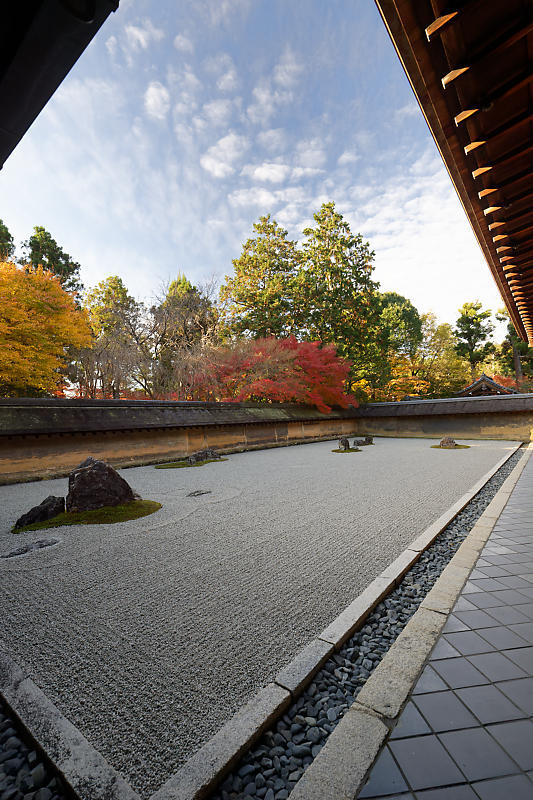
[1,394,533,483]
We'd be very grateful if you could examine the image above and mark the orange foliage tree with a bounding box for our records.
[0,262,91,396]
[180,337,357,413]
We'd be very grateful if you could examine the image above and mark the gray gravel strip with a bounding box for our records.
[211,447,524,800]
[0,438,518,796]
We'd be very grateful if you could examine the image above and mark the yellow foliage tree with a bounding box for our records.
[0,262,92,396]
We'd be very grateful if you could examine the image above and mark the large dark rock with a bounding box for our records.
[14,496,65,530]
[338,437,350,451]
[353,436,373,446]
[66,458,136,512]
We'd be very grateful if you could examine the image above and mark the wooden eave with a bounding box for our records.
[375,0,533,343]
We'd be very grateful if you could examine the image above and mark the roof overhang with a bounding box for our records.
[375,0,533,342]
[0,1,118,170]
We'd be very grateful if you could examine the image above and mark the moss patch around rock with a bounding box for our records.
[154,458,228,469]
[331,448,362,453]
[13,499,162,533]
[430,444,470,450]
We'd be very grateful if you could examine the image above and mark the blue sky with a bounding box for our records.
[1,0,506,332]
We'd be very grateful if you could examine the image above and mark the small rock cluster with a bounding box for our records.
[353,436,373,447]
[212,448,523,800]
[337,436,373,451]
[187,449,222,465]
[439,437,457,448]
[0,700,68,800]
[13,458,137,530]
[1,540,58,560]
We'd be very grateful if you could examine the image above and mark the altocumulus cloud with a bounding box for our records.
[200,132,249,178]
[144,82,170,120]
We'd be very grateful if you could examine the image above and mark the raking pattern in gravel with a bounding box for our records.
[211,448,524,800]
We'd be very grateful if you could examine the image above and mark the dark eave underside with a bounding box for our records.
[0,1,118,170]
[375,0,533,342]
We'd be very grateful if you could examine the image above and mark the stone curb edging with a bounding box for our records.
[289,442,533,800]
[149,442,522,800]
[0,442,523,800]
[0,641,141,800]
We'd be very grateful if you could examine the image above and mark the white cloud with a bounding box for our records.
[200,132,249,178]
[174,33,194,54]
[202,99,234,126]
[144,82,170,120]
[338,149,360,166]
[241,162,290,183]
[205,53,239,92]
[291,166,324,179]
[247,49,301,125]
[395,102,419,121]
[228,187,277,207]
[124,19,164,53]
[295,138,327,169]
[257,128,287,152]
[273,47,303,88]
[199,0,251,26]
[105,36,118,58]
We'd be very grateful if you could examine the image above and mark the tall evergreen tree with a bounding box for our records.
[454,301,495,380]
[21,226,83,294]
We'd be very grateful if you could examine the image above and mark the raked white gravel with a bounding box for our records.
[0,437,517,796]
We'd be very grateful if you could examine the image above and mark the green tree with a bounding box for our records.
[220,215,300,338]
[414,314,470,396]
[21,226,83,294]
[454,301,495,380]
[0,219,14,260]
[80,276,140,397]
[379,292,423,358]
[300,202,379,372]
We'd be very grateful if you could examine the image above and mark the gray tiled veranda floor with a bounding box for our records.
[358,454,533,800]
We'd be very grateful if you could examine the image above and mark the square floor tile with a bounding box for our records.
[477,566,513,578]
[412,666,448,695]
[471,774,533,800]
[485,606,532,625]
[515,586,533,599]
[430,639,461,660]
[413,691,478,732]
[443,616,470,634]
[443,631,494,656]
[389,735,465,790]
[438,727,518,781]
[454,610,501,630]
[415,786,478,799]
[358,746,408,798]
[510,603,533,620]
[469,578,510,592]
[466,593,507,609]
[503,646,533,674]
[478,626,529,650]
[455,684,524,724]
[431,657,489,689]
[496,677,533,714]
[508,622,533,644]
[467,652,527,681]
[496,576,533,590]
[487,719,533,770]
[453,597,478,612]
[490,589,533,605]
[390,702,431,739]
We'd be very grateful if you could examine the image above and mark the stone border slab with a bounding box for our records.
[150,684,290,800]
[0,641,140,800]
[290,443,533,799]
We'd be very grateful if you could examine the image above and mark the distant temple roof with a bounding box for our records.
[456,374,519,397]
